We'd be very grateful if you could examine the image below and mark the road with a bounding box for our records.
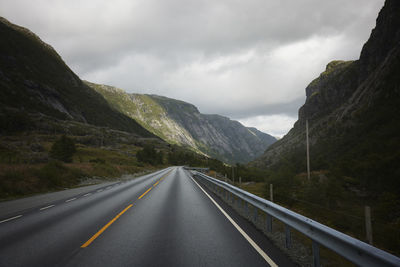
[0,167,295,266]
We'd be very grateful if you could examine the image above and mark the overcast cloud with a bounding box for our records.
[0,0,384,137]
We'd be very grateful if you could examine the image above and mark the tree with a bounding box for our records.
[49,135,76,163]
[137,144,163,165]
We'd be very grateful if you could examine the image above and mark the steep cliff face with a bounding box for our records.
[0,17,154,138]
[151,95,276,163]
[253,0,400,192]
[87,82,276,163]
[85,82,199,150]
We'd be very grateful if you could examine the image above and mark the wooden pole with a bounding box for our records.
[365,206,373,245]
[270,184,274,202]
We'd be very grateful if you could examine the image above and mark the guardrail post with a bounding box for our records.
[365,206,373,245]
[285,225,292,249]
[312,240,320,267]
[253,207,258,223]
[266,214,272,232]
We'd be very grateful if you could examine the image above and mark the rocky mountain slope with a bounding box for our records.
[0,17,154,138]
[252,0,400,193]
[86,82,276,163]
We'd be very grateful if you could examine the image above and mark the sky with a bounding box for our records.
[0,0,385,137]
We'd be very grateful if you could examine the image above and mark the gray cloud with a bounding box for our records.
[0,0,385,135]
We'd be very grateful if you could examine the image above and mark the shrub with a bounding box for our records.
[36,161,82,188]
[137,144,163,165]
[49,135,76,162]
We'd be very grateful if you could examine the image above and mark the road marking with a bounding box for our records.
[153,180,160,187]
[190,177,278,267]
[81,204,133,248]
[0,215,22,224]
[97,189,103,193]
[106,186,111,190]
[83,193,92,197]
[66,198,76,202]
[81,169,172,248]
[138,187,152,199]
[40,205,55,211]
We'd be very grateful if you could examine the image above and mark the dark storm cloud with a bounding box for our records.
[0,0,385,136]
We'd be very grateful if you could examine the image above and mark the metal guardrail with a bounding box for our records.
[183,166,210,172]
[191,171,400,267]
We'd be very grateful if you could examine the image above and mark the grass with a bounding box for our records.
[0,132,164,200]
[239,182,267,197]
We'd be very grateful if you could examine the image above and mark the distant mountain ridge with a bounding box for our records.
[252,0,400,193]
[86,81,276,163]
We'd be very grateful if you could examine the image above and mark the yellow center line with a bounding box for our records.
[138,187,152,199]
[154,169,172,186]
[81,169,173,248]
[81,204,133,248]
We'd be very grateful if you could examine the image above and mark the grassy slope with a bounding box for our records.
[85,81,201,149]
[0,131,163,200]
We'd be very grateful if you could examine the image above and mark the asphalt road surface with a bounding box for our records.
[0,167,295,267]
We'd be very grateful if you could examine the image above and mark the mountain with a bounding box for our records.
[86,82,276,163]
[252,0,400,193]
[0,16,274,164]
[0,17,154,138]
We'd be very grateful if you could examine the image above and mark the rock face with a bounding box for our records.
[252,0,400,192]
[0,17,154,138]
[87,82,276,163]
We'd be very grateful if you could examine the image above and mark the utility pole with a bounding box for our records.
[232,166,234,184]
[306,119,311,181]
[270,184,274,202]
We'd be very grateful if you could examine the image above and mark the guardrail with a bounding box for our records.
[191,171,400,267]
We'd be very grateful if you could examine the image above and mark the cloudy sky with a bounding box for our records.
[1,0,384,137]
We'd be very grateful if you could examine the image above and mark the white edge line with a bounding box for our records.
[190,176,278,267]
[83,193,92,197]
[66,198,77,202]
[97,189,103,192]
[40,204,55,211]
[0,215,22,224]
